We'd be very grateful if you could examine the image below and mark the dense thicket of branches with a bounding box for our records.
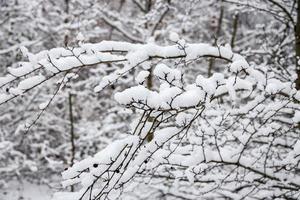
[0,0,299,200]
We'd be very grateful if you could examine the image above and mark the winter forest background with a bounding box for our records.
[0,0,300,199]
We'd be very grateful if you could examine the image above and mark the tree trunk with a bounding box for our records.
[231,13,239,50]
[68,93,75,166]
[68,93,76,192]
[64,0,69,47]
[208,0,224,77]
[295,0,300,90]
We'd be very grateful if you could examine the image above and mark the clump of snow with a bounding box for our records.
[136,70,150,84]
[265,79,291,95]
[94,73,118,92]
[294,140,300,153]
[76,32,85,42]
[115,85,149,105]
[153,63,182,86]
[20,46,29,57]
[293,111,300,123]
[175,112,193,126]
[18,75,45,91]
[185,169,195,183]
[169,32,180,42]
[230,59,249,73]
[8,62,35,77]
[39,101,49,110]
[126,50,148,67]
[172,87,204,108]
[196,73,224,95]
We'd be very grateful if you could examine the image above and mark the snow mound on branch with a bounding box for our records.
[169,32,180,42]
[154,63,182,86]
[136,70,150,84]
[18,75,45,90]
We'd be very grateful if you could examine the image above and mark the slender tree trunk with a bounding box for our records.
[108,0,125,40]
[208,0,224,77]
[64,0,76,192]
[68,93,75,166]
[64,0,69,47]
[145,0,154,142]
[295,0,300,90]
[68,93,76,192]
[145,0,154,90]
[231,14,239,49]
[145,0,170,90]
[146,67,153,89]
[145,0,152,13]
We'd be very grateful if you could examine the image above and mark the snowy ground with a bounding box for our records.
[0,182,52,200]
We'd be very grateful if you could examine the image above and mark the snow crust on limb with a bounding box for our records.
[136,70,150,84]
[0,39,245,100]
[1,39,280,105]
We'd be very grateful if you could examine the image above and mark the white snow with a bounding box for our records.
[136,70,150,84]
[76,32,85,41]
[169,32,180,42]
[18,75,46,91]
[293,111,300,123]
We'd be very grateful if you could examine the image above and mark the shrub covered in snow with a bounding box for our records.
[1,37,299,199]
